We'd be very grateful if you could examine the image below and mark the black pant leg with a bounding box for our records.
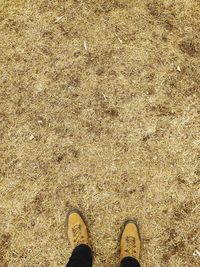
[66,244,93,267]
[120,256,141,267]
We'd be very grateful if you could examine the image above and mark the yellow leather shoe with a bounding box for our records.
[120,220,141,262]
[67,209,90,249]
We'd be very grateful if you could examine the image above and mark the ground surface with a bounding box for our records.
[0,0,200,266]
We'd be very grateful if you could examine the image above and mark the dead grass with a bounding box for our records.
[0,0,200,266]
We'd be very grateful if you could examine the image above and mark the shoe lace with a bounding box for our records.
[125,236,137,255]
[72,224,84,244]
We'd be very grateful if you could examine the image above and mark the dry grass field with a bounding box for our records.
[0,0,200,266]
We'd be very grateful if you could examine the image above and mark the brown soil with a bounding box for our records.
[0,1,200,266]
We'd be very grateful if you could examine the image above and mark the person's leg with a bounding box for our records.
[119,220,141,267]
[66,244,92,267]
[66,209,93,267]
[120,256,141,267]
